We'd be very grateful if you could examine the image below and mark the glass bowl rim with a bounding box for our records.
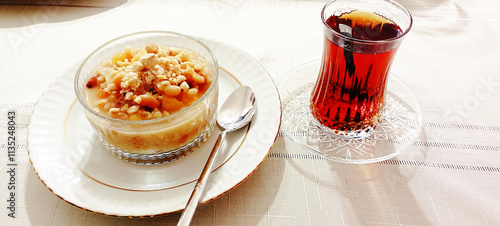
[74,30,219,125]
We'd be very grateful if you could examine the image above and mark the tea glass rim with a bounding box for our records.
[321,0,413,45]
[74,30,219,126]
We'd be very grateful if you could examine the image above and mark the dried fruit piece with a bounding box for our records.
[86,75,98,88]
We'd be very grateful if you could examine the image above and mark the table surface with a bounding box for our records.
[1,0,500,225]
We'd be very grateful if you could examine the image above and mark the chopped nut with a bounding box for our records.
[95,99,108,107]
[117,112,128,120]
[101,60,112,67]
[138,93,160,109]
[152,65,165,75]
[125,92,134,100]
[176,52,190,62]
[122,81,130,89]
[187,88,198,96]
[158,57,168,65]
[127,77,140,88]
[117,60,130,67]
[141,111,151,118]
[109,108,120,114]
[168,78,177,85]
[182,67,195,76]
[194,63,204,72]
[180,62,189,69]
[145,42,159,53]
[121,104,129,112]
[127,105,139,114]
[96,88,109,98]
[97,75,105,83]
[192,73,205,84]
[108,70,118,80]
[176,75,187,83]
[152,111,163,119]
[124,47,133,57]
[132,61,144,71]
[140,53,159,69]
[181,61,194,69]
[169,47,181,56]
[134,96,142,104]
[103,102,112,111]
[171,58,179,65]
[180,81,189,92]
[113,73,124,86]
[105,84,117,93]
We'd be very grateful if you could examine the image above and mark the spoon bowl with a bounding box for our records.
[218,86,256,131]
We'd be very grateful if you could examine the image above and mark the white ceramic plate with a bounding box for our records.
[27,37,281,217]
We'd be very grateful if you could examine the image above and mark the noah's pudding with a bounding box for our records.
[75,31,219,165]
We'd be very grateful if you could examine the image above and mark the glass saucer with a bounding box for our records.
[278,61,422,164]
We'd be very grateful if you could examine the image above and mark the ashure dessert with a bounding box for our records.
[85,42,212,121]
[75,31,218,165]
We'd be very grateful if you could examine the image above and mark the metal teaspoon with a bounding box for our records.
[178,86,256,226]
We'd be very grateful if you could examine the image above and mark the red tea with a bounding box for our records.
[310,10,403,133]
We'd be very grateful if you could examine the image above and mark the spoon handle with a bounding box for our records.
[178,130,227,226]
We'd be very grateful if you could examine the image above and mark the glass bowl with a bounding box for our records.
[74,31,219,165]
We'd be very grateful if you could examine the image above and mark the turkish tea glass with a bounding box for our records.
[310,0,412,139]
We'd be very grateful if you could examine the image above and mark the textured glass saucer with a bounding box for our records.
[278,61,422,164]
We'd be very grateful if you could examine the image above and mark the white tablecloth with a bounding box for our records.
[1,0,499,225]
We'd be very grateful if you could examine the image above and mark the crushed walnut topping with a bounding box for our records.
[86,42,213,121]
